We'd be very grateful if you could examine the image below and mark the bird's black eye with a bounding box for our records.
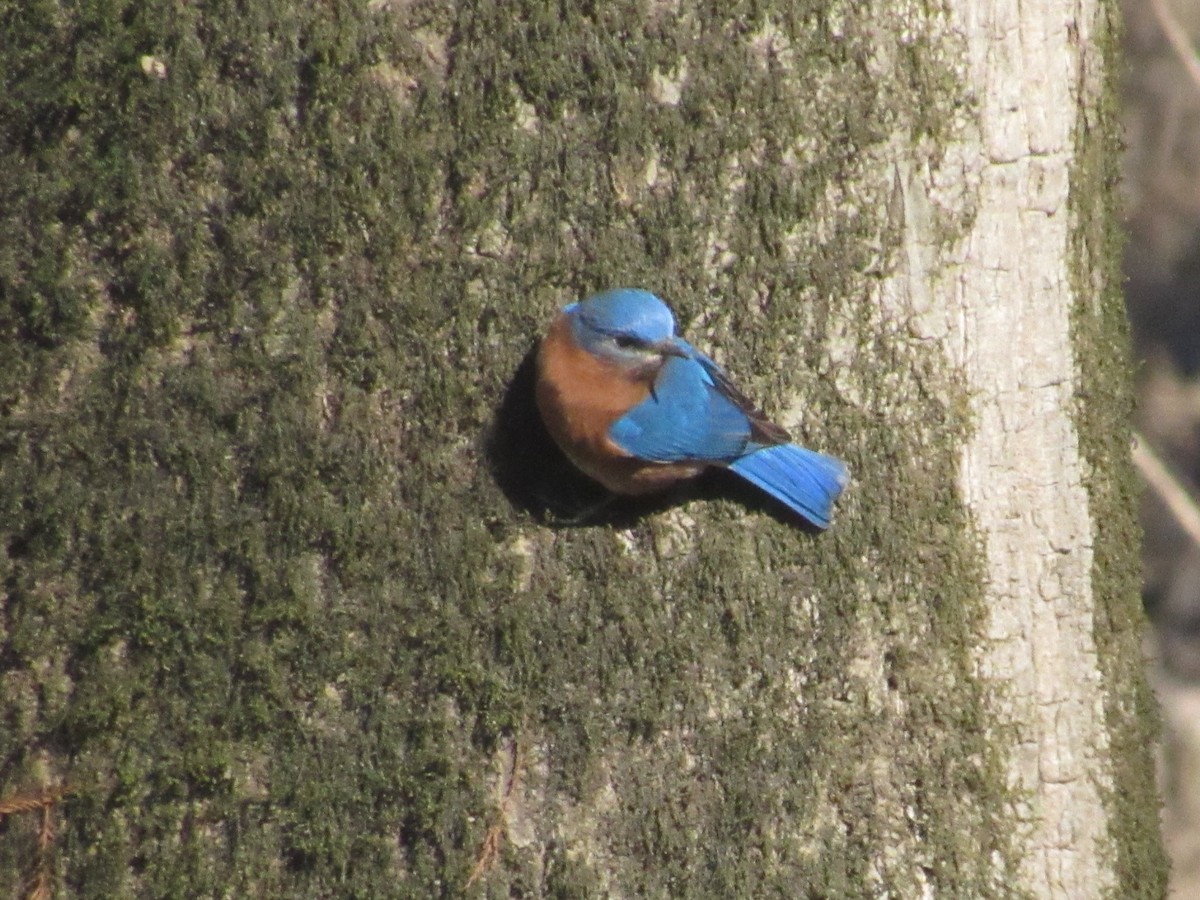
[614,334,641,350]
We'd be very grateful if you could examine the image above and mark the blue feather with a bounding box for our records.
[609,356,750,462]
[729,445,850,528]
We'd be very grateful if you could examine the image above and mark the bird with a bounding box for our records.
[534,288,849,528]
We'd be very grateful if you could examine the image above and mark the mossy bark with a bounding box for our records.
[0,1,1164,897]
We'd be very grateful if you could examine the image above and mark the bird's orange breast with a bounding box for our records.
[536,315,644,461]
[535,314,705,495]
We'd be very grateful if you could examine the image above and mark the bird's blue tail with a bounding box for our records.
[729,444,849,529]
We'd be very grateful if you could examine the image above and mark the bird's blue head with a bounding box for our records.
[564,289,688,368]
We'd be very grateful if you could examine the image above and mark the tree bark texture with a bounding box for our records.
[0,1,1164,897]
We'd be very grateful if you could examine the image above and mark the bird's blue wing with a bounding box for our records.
[678,340,792,445]
[609,355,751,462]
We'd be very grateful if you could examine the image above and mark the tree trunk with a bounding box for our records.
[0,0,1164,897]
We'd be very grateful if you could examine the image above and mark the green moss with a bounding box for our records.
[0,0,1017,896]
[1067,2,1170,896]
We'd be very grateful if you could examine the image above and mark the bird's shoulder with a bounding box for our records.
[656,345,791,446]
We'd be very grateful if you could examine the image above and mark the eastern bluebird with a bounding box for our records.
[535,288,849,528]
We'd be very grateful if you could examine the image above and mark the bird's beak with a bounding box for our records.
[655,339,690,359]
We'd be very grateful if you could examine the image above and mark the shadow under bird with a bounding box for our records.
[535,288,849,528]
